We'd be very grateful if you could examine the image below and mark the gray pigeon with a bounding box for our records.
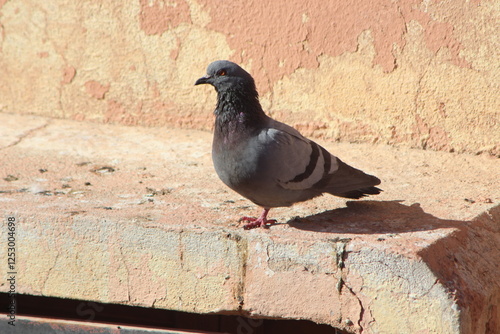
[195,60,381,229]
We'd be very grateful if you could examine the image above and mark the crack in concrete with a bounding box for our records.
[232,232,247,312]
[395,4,408,59]
[420,278,439,298]
[2,120,51,150]
[58,78,66,119]
[414,70,426,114]
[413,56,434,148]
[343,280,365,334]
[329,238,366,332]
[42,249,60,295]
[329,238,351,294]
[0,22,5,53]
[118,246,132,302]
[178,229,185,270]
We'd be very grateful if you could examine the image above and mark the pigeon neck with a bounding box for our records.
[214,89,267,130]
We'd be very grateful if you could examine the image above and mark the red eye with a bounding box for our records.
[218,69,226,76]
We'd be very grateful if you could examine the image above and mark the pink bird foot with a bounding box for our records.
[239,208,276,230]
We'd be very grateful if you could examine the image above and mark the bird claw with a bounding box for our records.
[239,216,277,230]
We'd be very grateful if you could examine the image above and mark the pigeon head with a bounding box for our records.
[195,60,256,94]
[196,60,266,124]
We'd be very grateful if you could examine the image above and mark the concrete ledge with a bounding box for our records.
[0,113,499,333]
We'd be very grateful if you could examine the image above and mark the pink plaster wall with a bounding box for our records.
[0,0,497,156]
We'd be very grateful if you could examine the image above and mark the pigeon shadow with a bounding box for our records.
[287,200,467,234]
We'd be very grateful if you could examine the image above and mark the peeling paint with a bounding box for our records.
[61,65,76,84]
[198,0,471,87]
[139,0,191,35]
[84,80,110,100]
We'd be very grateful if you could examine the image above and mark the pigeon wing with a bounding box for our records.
[260,120,381,198]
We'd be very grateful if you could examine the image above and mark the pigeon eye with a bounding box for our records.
[217,69,227,76]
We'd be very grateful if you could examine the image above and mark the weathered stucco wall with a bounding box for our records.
[0,0,498,156]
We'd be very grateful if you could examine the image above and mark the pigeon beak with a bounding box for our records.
[195,75,212,86]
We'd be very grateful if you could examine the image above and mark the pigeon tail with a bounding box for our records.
[321,159,382,198]
[334,186,383,199]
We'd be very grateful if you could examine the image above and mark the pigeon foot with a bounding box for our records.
[239,216,277,229]
[239,208,276,230]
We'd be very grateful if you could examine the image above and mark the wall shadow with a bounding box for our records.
[416,204,500,332]
[289,201,500,331]
[287,200,467,234]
